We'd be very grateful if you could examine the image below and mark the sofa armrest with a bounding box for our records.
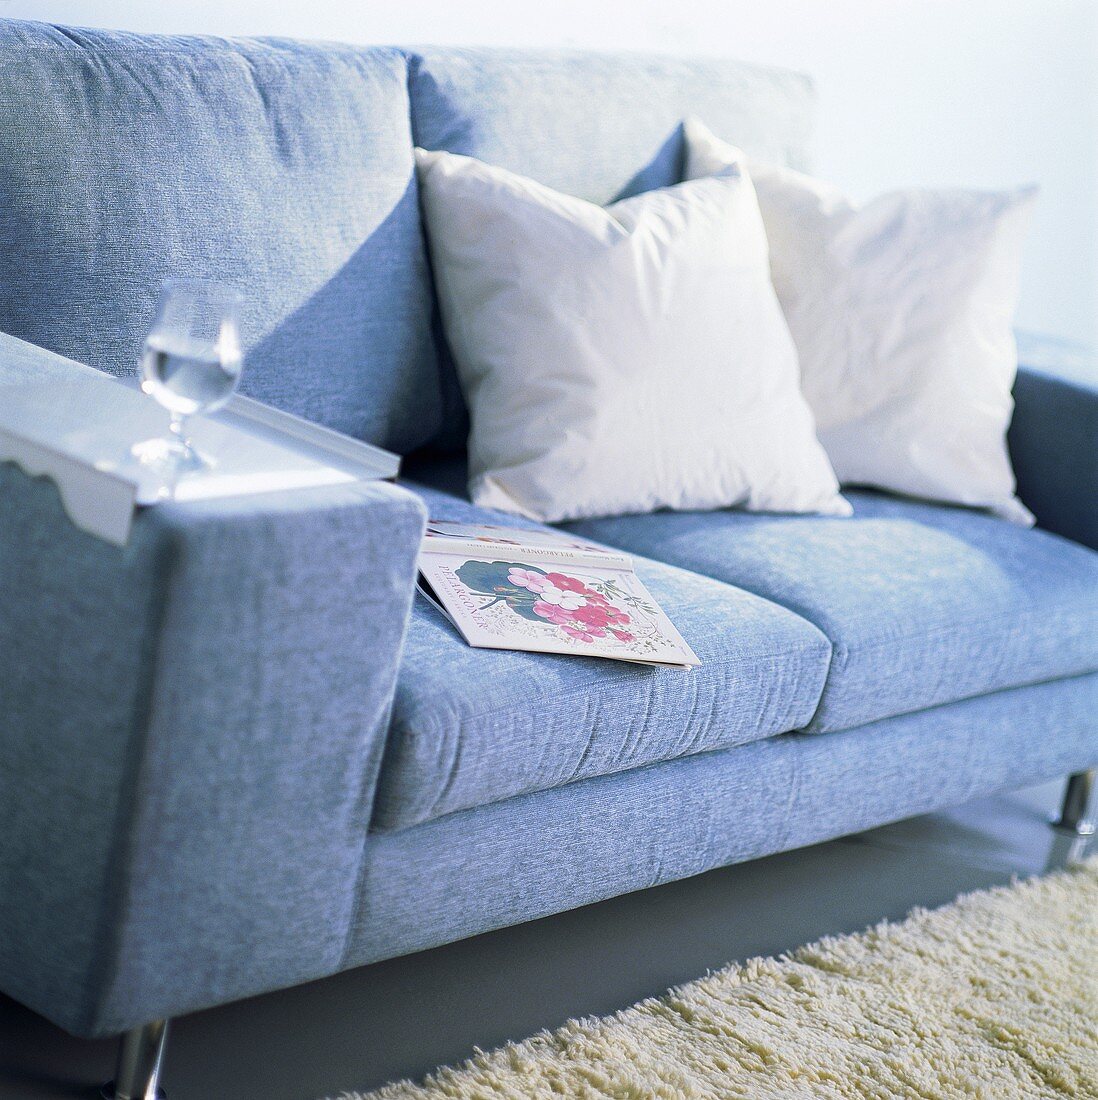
[0,461,426,1036]
[1008,335,1098,549]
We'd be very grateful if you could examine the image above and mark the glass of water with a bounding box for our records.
[131,278,244,476]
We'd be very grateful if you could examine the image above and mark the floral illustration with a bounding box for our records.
[455,560,650,648]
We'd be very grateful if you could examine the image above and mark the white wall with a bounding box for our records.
[6,0,1096,347]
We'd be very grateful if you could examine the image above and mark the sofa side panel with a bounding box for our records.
[0,468,175,1033]
[1010,357,1098,550]
[0,467,426,1036]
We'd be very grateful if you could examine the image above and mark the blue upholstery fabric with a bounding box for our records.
[373,483,832,831]
[0,359,427,1035]
[348,674,1098,970]
[407,46,817,451]
[408,48,815,204]
[1009,346,1098,550]
[567,492,1098,732]
[0,21,440,453]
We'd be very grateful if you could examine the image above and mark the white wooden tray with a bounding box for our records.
[0,338,401,546]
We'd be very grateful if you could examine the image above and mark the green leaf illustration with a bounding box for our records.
[456,560,548,623]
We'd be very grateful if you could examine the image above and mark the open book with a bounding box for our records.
[418,521,701,669]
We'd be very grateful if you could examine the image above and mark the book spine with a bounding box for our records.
[416,578,458,626]
[420,538,632,571]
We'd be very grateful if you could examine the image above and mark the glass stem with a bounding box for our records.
[168,410,189,450]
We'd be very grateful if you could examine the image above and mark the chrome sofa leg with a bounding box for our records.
[1052,770,1096,836]
[101,1019,170,1100]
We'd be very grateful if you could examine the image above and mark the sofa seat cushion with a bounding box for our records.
[372,482,832,832]
[567,492,1098,733]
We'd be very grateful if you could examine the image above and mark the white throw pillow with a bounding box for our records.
[683,118,1036,524]
[415,147,849,524]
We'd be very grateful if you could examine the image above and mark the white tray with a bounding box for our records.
[0,342,400,546]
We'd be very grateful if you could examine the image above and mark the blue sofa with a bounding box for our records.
[1,18,1095,1089]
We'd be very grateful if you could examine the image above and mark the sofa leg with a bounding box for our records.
[100,1020,170,1100]
[1052,770,1096,837]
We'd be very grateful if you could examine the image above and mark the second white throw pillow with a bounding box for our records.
[684,117,1036,523]
[415,147,849,523]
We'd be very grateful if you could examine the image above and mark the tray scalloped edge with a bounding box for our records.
[0,426,138,546]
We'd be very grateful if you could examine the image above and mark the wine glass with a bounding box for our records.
[130,278,244,476]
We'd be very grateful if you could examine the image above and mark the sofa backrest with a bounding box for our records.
[409,47,815,204]
[0,21,441,454]
[0,24,816,458]
[406,47,817,451]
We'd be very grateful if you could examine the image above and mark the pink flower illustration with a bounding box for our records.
[563,625,606,643]
[508,567,548,592]
[517,568,637,646]
[533,600,573,625]
[572,603,613,628]
[546,572,588,594]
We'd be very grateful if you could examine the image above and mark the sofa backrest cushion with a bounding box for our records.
[409,48,816,203]
[0,22,441,453]
[407,47,817,450]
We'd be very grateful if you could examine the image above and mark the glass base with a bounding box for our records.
[130,435,214,478]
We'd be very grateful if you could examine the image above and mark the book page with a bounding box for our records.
[419,552,700,669]
[422,520,632,571]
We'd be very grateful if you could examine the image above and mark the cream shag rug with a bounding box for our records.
[343,859,1098,1100]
